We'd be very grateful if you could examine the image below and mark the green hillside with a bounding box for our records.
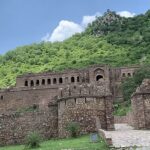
[0,10,150,88]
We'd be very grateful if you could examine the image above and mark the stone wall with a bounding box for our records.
[0,87,58,114]
[114,112,133,125]
[131,79,150,129]
[0,107,58,146]
[57,82,114,138]
[0,64,139,146]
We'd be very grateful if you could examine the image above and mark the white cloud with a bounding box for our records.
[82,15,96,27]
[48,20,83,42]
[42,11,136,42]
[82,12,101,27]
[117,11,136,18]
[41,33,50,42]
[42,13,101,42]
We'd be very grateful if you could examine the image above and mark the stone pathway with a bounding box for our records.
[99,124,150,150]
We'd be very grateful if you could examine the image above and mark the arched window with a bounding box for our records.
[128,73,131,77]
[53,78,57,84]
[42,79,45,85]
[0,95,3,100]
[30,80,34,87]
[96,75,103,81]
[25,80,28,86]
[77,76,80,82]
[71,77,75,83]
[36,80,39,86]
[122,73,126,77]
[47,79,51,85]
[59,78,63,84]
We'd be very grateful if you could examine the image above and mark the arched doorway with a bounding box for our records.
[96,75,103,81]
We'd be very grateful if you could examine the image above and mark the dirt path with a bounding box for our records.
[100,124,150,149]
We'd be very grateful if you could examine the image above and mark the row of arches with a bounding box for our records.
[122,72,134,78]
[24,76,80,87]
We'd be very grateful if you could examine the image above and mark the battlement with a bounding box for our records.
[57,79,111,101]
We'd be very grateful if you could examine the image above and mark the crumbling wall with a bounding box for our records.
[0,106,58,146]
[0,64,140,146]
[131,79,150,129]
[58,82,114,138]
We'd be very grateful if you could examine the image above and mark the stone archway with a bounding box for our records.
[96,75,103,81]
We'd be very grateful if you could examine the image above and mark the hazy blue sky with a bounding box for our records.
[0,0,149,54]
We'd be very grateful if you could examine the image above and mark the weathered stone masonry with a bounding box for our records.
[0,110,58,145]
[0,65,138,145]
[57,81,114,137]
[132,79,150,129]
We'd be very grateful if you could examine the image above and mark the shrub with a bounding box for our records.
[114,66,150,116]
[113,101,131,116]
[25,131,42,149]
[66,122,80,138]
[122,66,150,102]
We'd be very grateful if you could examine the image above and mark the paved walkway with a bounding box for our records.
[100,124,150,150]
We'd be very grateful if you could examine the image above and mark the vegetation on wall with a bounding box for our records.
[0,10,150,88]
[122,66,150,102]
[114,66,150,116]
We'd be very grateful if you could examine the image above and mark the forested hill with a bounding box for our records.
[0,10,150,88]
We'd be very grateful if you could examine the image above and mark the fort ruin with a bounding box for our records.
[0,65,139,145]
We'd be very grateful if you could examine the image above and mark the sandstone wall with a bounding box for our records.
[0,107,58,146]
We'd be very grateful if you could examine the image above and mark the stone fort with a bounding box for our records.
[0,65,139,145]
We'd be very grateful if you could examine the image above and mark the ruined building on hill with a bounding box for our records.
[0,65,138,145]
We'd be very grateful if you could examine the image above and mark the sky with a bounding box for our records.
[0,0,150,55]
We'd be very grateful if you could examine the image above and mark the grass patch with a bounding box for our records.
[0,134,109,150]
[113,101,131,116]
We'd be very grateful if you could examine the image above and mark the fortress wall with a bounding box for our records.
[0,65,140,146]
[58,95,114,138]
[0,87,58,114]
[0,107,58,146]
[58,97,108,138]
